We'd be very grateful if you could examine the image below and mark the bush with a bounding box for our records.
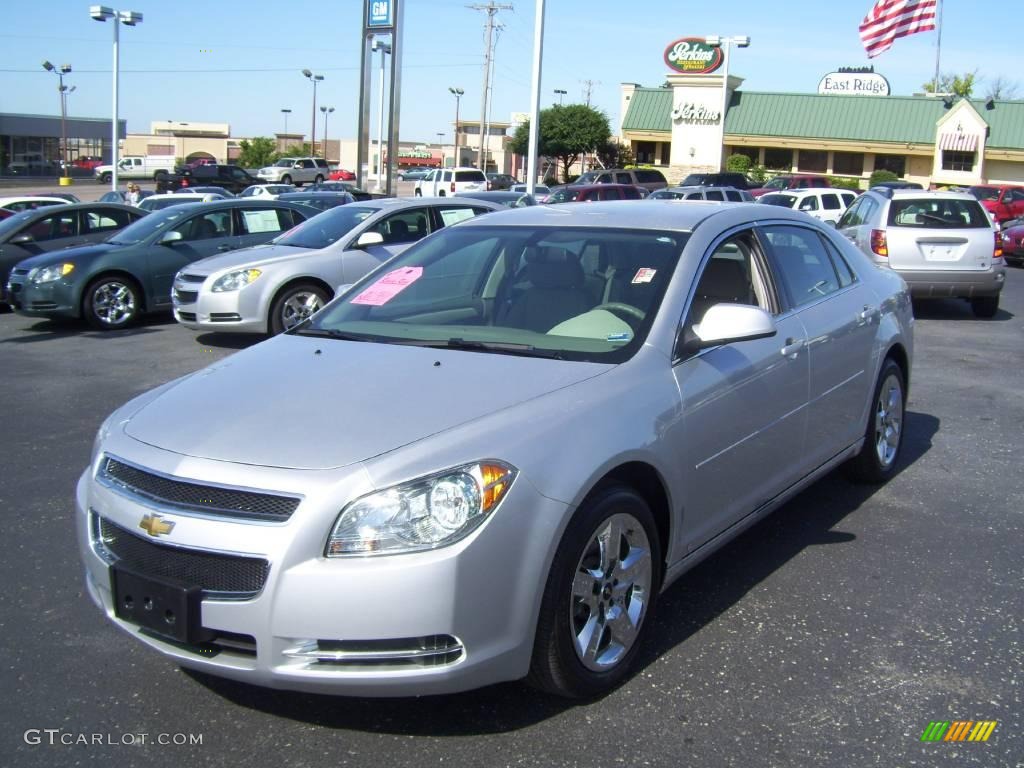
[748,165,768,184]
[829,176,864,191]
[725,154,752,174]
[869,169,899,187]
[564,173,580,184]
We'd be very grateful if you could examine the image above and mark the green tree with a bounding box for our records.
[274,142,315,161]
[921,71,977,98]
[510,104,611,182]
[237,137,278,169]
[595,139,634,169]
[725,153,752,174]
[869,169,899,187]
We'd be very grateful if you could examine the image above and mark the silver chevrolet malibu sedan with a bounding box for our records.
[79,201,913,698]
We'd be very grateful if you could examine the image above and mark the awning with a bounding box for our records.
[939,132,978,152]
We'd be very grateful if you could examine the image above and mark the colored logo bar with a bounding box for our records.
[921,721,997,742]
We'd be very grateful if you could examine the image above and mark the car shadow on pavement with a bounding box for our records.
[911,298,1014,321]
[0,315,172,342]
[185,410,939,734]
[193,332,266,351]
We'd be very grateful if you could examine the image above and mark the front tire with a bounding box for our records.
[845,357,905,483]
[281,174,292,185]
[971,295,999,318]
[269,283,330,335]
[414,188,422,197]
[98,172,111,184]
[83,276,141,330]
[528,485,660,698]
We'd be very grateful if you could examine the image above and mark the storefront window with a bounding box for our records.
[764,148,792,171]
[941,151,975,172]
[797,149,827,173]
[874,154,906,177]
[728,146,758,165]
[833,152,864,176]
[636,142,655,164]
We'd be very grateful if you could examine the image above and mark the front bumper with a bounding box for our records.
[894,266,1006,299]
[8,276,78,317]
[76,447,566,696]
[172,278,267,334]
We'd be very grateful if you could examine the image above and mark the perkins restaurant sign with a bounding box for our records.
[664,38,722,75]
[818,69,890,96]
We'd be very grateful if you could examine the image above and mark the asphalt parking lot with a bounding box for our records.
[1,267,1021,767]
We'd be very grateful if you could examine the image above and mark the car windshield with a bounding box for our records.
[681,175,708,186]
[763,178,788,190]
[0,210,37,238]
[301,225,687,363]
[272,205,376,248]
[547,188,582,203]
[274,159,297,167]
[968,186,1000,201]
[888,198,991,228]
[759,194,796,208]
[576,172,601,184]
[106,207,193,244]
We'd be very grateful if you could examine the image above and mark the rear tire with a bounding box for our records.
[414,189,422,197]
[971,296,999,318]
[528,484,660,698]
[845,358,905,484]
[314,174,324,184]
[83,275,141,331]
[269,283,330,335]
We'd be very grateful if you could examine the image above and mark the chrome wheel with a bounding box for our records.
[570,512,652,672]
[280,291,323,330]
[90,280,137,328]
[873,372,903,468]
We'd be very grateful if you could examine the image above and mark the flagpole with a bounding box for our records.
[932,0,943,93]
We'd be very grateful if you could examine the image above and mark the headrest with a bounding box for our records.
[699,258,746,299]
[527,247,584,288]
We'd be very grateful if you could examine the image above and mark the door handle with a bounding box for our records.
[858,305,879,323]
[780,338,805,358]
[217,244,233,252]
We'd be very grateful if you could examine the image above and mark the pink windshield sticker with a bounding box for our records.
[350,266,424,306]
[632,268,656,284]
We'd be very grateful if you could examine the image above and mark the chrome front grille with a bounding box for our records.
[95,516,269,597]
[99,455,300,522]
[177,273,206,283]
[284,635,464,668]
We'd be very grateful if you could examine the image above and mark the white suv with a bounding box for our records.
[837,188,1005,317]
[757,188,857,225]
[415,167,487,197]
[257,157,329,186]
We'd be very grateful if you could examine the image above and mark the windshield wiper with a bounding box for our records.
[438,337,564,359]
[291,327,373,342]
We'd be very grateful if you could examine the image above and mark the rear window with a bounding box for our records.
[888,198,991,229]
[455,171,486,182]
[635,170,667,184]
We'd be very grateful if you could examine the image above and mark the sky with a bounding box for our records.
[0,0,1019,146]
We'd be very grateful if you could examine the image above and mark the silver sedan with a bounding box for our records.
[173,197,503,334]
[79,201,913,698]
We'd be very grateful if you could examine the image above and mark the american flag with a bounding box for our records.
[859,0,938,58]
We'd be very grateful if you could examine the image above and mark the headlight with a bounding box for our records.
[30,263,75,284]
[211,268,262,292]
[326,461,516,557]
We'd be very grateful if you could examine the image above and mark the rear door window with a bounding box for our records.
[83,207,135,234]
[600,188,623,201]
[762,225,842,307]
[26,211,78,242]
[705,190,725,201]
[615,173,632,184]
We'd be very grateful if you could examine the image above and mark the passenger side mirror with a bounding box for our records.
[355,231,384,247]
[681,303,777,355]
[160,230,184,245]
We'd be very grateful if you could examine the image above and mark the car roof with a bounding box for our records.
[277,191,350,199]
[563,183,639,191]
[456,198,814,231]
[0,196,70,205]
[1,201,139,218]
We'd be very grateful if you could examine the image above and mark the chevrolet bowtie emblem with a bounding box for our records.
[139,513,175,537]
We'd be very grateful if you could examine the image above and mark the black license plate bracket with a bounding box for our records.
[111,566,213,644]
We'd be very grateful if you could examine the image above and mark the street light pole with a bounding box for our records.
[371,38,392,192]
[448,87,463,168]
[281,108,291,151]
[90,6,142,192]
[320,106,334,163]
[554,88,566,105]
[302,69,324,155]
[43,61,73,182]
[705,34,750,172]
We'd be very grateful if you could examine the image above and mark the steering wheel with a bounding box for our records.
[593,302,645,322]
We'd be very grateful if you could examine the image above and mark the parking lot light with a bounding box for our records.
[302,70,325,157]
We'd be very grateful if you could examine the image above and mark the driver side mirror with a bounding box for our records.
[10,233,35,245]
[679,303,777,356]
[355,231,384,248]
[160,230,184,245]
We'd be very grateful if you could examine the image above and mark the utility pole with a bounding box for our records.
[581,79,600,106]
[469,1,513,171]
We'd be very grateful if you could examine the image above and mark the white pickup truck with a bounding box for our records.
[94,155,177,183]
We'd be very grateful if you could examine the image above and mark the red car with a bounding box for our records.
[72,157,103,171]
[750,174,832,198]
[969,185,1024,224]
[329,168,356,181]
[544,183,644,203]
[1000,218,1024,266]
[0,208,15,221]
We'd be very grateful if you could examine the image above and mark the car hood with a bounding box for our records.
[123,334,610,470]
[184,244,310,276]
[10,242,118,270]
